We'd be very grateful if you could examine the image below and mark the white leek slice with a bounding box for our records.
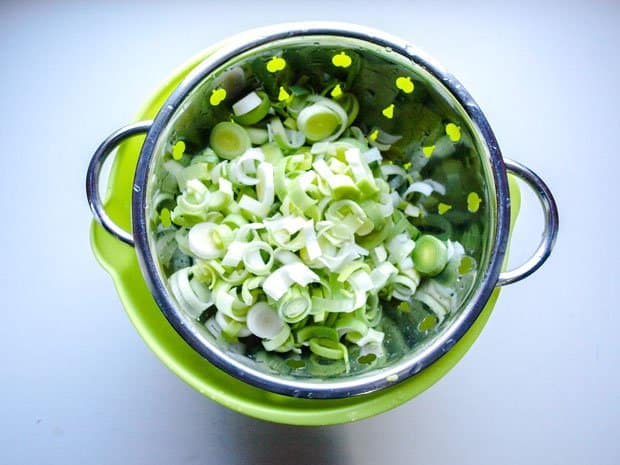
[298,96,348,142]
[403,181,434,197]
[296,170,316,191]
[156,231,177,266]
[380,164,408,178]
[311,141,332,155]
[246,302,284,339]
[373,245,388,263]
[263,215,306,234]
[278,286,312,323]
[242,241,274,275]
[164,159,184,178]
[210,161,228,183]
[286,129,306,148]
[316,221,353,248]
[239,162,275,218]
[446,240,465,261]
[414,280,454,321]
[349,269,374,309]
[240,276,264,306]
[404,204,421,217]
[221,241,248,267]
[313,159,359,200]
[188,222,232,259]
[368,128,402,151]
[363,147,382,164]
[233,222,264,242]
[424,179,446,195]
[330,175,357,198]
[163,160,186,190]
[389,191,401,207]
[274,249,302,265]
[324,199,371,236]
[387,233,416,264]
[229,148,264,186]
[262,263,320,300]
[212,283,243,321]
[302,220,322,260]
[337,261,371,283]
[174,228,191,256]
[312,158,333,180]
[370,262,398,291]
[268,117,306,150]
[344,147,378,196]
[354,328,385,346]
[216,311,251,338]
[327,158,348,174]
[168,268,213,319]
[400,256,414,270]
[262,324,292,351]
[232,91,262,116]
[310,296,355,313]
[312,242,369,272]
[390,270,421,300]
[176,179,209,215]
[218,177,233,196]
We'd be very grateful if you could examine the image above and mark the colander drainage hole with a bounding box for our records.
[357,353,377,365]
[286,359,306,369]
[417,315,437,332]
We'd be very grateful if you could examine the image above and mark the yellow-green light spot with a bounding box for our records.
[382,103,395,119]
[395,76,414,93]
[445,123,461,142]
[266,56,286,73]
[332,51,352,68]
[422,145,435,158]
[172,140,185,160]
[278,86,291,102]
[403,162,412,169]
[209,87,226,106]
[369,129,379,141]
[330,83,343,98]
[467,192,481,212]
[159,208,171,227]
[438,202,452,215]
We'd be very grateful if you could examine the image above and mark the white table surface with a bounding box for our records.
[1,1,618,464]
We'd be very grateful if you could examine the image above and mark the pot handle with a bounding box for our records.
[86,121,153,247]
[496,158,559,286]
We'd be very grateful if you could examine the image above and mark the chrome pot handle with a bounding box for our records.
[497,158,559,286]
[86,121,153,247]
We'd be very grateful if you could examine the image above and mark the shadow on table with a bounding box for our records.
[209,406,350,465]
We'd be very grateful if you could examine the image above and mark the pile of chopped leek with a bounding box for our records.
[155,86,470,374]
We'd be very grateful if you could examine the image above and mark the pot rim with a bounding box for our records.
[131,22,510,398]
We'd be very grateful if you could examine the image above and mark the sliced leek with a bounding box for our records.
[157,81,477,375]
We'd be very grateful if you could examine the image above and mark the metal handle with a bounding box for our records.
[497,158,559,286]
[86,121,152,246]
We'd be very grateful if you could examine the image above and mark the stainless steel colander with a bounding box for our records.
[86,22,558,398]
